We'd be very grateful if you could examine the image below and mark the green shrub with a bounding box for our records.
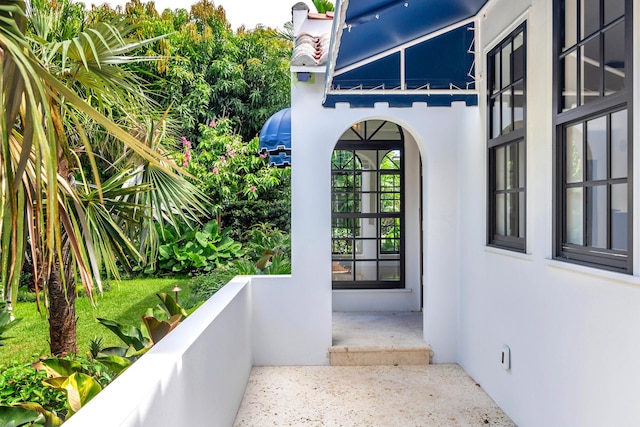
[16,288,37,303]
[151,220,244,275]
[221,188,291,242]
[242,224,291,274]
[188,268,236,303]
[0,363,66,417]
[0,356,121,424]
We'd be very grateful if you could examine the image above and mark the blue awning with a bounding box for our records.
[259,108,291,167]
[259,108,291,154]
[323,0,488,108]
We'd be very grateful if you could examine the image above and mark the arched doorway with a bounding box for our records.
[331,120,405,290]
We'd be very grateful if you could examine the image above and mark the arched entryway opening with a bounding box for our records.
[331,120,405,290]
[329,119,427,363]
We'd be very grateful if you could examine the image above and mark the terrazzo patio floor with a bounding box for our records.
[233,364,515,426]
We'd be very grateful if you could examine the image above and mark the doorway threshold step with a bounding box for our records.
[328,345,433,366]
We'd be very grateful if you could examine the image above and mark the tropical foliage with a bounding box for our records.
[1,0,209,356]
[110,0,292,143]
[312,0,336,14]
[153,220,244,275]
[0,356,115,424]
[186,119,288,225]
[0,292,189,424]
[0,302,21,347]
[97,292,187,358]
[0,0,293,422]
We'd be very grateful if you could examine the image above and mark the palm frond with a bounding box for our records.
[0,1,181,308]
[41,19,166,115]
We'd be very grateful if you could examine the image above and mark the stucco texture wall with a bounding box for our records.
[458,0,640,426]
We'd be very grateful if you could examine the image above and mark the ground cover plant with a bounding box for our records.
[0,279,195,425]
[0,278,192,367]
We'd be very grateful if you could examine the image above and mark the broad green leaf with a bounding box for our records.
[195,231,208,247]
[63,373,102,415]
[37,358,85,378]
[42,377,67,389]
[156,292,188,318]
[0,406,46,427]
[96,318,147,351]
[203,220,218,235]
[15,403,64,427]
[98,346,129,358]
[158,245,172,259]
[142,314,182,345]
[95,355,131,376]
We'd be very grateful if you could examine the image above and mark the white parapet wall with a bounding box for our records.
[64,277,253,427]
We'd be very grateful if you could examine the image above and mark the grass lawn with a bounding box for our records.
[0,277,194,367]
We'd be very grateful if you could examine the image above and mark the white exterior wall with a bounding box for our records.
[64,278,253,427]
[290,68,479,361]
[286,1,640,422]
[251,274,332,365]
[458,0,640,426]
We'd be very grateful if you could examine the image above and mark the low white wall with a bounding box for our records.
[333,289,416,311]
[251,275,332,365]
[64,277,253,427]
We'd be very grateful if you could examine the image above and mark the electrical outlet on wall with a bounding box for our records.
[501,345,511,370]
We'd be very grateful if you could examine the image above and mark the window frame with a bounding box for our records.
[552,0,634,273]
[487,23,527,253]
[331,121,405,290]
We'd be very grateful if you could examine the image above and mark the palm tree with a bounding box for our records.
[0,0,207,355]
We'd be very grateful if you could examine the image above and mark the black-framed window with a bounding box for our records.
[488,24,526,252]
[554,0,632,272]
[331,120,404,290]
[379,150,401,254]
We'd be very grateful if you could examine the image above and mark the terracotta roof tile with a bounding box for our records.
[307,12,334,20]
[292,32,331,67]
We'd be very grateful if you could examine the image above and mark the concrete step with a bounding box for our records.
[328,344,433,366]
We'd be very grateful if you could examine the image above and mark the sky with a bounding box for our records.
[77,0,300,31]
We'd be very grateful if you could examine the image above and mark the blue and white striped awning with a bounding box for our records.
[324,0,489,108]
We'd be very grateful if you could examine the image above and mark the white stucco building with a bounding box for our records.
[66,1,640,426]
[276,0,640,424]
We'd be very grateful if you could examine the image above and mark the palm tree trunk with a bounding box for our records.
[46,141,78,356]
[48,258,77,356]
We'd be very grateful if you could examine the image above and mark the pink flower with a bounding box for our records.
[249,186,256,192]
[242,146,247,153]
[213,167,219,175]
[259,152,267,159]
[224,145,236,158]
[181,137,192,168]
[209,119,216,127]
[220,155,226,163]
